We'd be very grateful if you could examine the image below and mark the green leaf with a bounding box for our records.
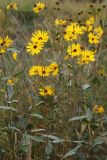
[45,140,53,157]
[7,48,19,53]
[26,135,45,143]
[43,134,60,140]
[0,106,17,112]
[69,116,86,121]
[43,134,64,143]
[29,113,43,119]
[92,136,106,147]
[52,138,65,143]
[86,108,92,121]
[64,145,81,158]
[7,127,22,134]
[7,85,13,100]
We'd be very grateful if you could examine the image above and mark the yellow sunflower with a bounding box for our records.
[29,66,41,76]
[39,86,54,96]
[26,41,44,55]
[49,63,59,76]
[7,2,18,10]
[0,36,13,48]
[33,2,45,14]
[31,30,49,43]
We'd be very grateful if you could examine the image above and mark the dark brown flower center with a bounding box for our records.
[38,7,42,11]
[73,49,77,52]
[44,89,47,93]
[38,37,43,40]
[1,40,5,46]
[10,4,14,8]
[42,70,46,74]
[33,45,37,49]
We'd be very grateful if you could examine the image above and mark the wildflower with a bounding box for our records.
[12,52,18,61]
[0,48,5,54]
[7,2,18,10]
[98,69,106,77]
[64,22,84,41]
[31,30,49,43]
[55,19,67,26]
[26,41,44,55]
[29,66,50,77]
[86,25,93,32]
[33,2,45,13]
[66,43,82,58]
[93,105,104,113]
[78,50,96,64]
[49,63,59,76]
[7,79,14,86]
[86,16,95,26]
[88,32,100,44]
[38,66,51,77]
[0,36,13,48]
[29,66,41,76]
[94,27,103,38]
[39,86,54,96]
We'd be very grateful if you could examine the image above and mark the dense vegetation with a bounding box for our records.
[0,0,107,160]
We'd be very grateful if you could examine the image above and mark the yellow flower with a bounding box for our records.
[66,43,82,58]
[94,27,103,38]
[93,105,104,113]
[98,106,104,113]
[39,86,54,96]
[29,66,51,77]
[55,19,67,26]
[78,50,96,64]
[0,48,5,54]
[7,2,18,10]
[86,16,95,26]
[98,69,106,77]
[33,2,45,13]
[64,22,84,41]
[7,79,14,86]
[0,36,13,48]
[49,63,59,76]
[38,66,51,77]
[88,32,100,44]
[26,41,44,55]
[12,52,18,61]
[86,25,93,32]
[29,66,41,76]
[31,30,49,43]
[0,9,1,12]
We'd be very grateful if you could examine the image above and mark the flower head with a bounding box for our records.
[66,43,82,58]
[38,66,51,77]
[33,2,45,13]
[26,41,44,55]
[88,32,100,44]
[93,105,104,113]
[0,36,13,48]
[64,22,84,41]
[29,66,41,76]
[7,3,18,10]
[78,49,96,64]
[12,52,18,61]
[49,63,59,76]
[39,86,54,96]
[31,30,49,43]
[55,19,67,26]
